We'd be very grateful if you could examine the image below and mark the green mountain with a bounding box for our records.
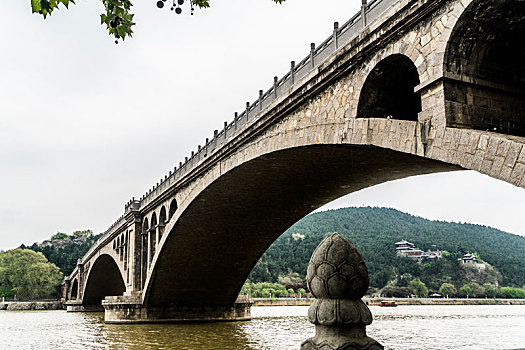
[19,209,525,294]
[248,207,525,291]
[22,230,102,276]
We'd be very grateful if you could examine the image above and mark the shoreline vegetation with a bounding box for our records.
[248,207,525,300]
[2,207,524,305]
[252,297,525,306]
[2,297,524,311]
[0,300,63,311]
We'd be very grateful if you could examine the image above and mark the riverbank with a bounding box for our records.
[252,298,313,306]
[366,298,525,306]
[2,298,523,310]
[0,301,63,311]
[252,297,525,306]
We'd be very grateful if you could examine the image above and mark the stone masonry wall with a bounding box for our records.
[142,0,525,304]
[66,0,525,306]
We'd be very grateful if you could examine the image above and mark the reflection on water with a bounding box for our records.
[368,305,525,350]
[0,305,524,350]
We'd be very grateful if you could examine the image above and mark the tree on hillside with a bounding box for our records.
[409,278,428,298]
[460,284,473,297]
[72,230,93,238]
[483,283,496,298]
[51,232,69,241]
[26,230,102,276]
[0,249,63,299]
[439,283,457,298]
[30,0,286,42]
[461,282,484,297]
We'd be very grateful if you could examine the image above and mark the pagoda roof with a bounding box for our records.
[395,240,413,245]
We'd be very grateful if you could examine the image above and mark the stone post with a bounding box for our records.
[361,0,367,28]
[62,277,71,301]
[301,233,383,350]
[77,262,84,300]
[290,61,296,85]
[147,228,152,270]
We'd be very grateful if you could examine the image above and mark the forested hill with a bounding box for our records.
[248,207,525,289]
[22,230,102,276]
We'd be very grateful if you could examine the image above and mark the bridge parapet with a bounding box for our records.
[67,0,401,298]
[80,215,127,264]
[71,0,432,266]
[124,0,398,213]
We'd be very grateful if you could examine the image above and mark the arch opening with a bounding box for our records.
[444,0,525,136]
[169,199,178,220]
[82,254,125,306]
[159,206,167,241]
[357,54,421,121]
[70,279,78,300]
[144,145,458,308]
[141,218,149,289]
[150,213,158,265]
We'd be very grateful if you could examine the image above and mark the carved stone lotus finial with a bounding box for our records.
[301,233,383,350]
[307,231,369,298]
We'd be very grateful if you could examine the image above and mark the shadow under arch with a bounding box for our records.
[150,212,158,264]
[144,144,459,308]
[141,217,149,289]
[357,54,421,121]
[443,0,525,136]
[82,254,125,306]
[71,278,78,300]
[169,199,178,220]
[159,206,167,241]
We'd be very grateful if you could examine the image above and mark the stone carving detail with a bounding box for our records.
[301,233,383,350]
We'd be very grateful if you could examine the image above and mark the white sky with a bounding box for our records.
[0,0,524,251]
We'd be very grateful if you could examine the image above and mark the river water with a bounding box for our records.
[1,305,524,349]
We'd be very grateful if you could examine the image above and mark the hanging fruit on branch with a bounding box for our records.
[30,0,286,43]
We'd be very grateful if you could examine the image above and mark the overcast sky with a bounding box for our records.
[1,0,524,251]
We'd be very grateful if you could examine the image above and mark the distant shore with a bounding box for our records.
[252,297,525,306]
[366,298,525,306]
[0,300,63,311]
[252,298,314,306]
[2,298,524,311]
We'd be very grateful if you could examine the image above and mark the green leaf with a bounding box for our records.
[32,0,285,42]
[31,0,41,13]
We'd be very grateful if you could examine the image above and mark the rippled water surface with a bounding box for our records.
[1,305,524,349]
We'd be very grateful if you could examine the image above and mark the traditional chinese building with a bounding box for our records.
[395,240,441,263]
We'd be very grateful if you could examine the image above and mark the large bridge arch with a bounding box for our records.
[143,144,458,308]
[82,254,126,306]
[67,0,525,323]
[140,0,525,309]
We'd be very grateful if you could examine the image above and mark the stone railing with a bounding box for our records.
[78,215,127,265]
[81,0,399,266]
[127,0,398,212]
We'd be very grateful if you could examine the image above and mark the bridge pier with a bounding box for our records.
[65,300,104,312]
[102,295,252,324]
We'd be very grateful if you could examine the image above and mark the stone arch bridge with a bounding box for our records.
[63,0,525,323]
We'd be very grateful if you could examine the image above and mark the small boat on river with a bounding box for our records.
[379,300,398,307]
